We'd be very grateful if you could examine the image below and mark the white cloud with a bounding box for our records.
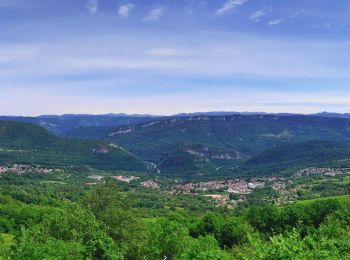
[267,10,303,26]
[315,22,333,29]
[216,0,248,15]
[2,33,350,80]
[268,18,284,26]
[118,3,134,18]
[2,34,350,115]
[143,7,165,22]
[250,9,265,22]
[86,0,98,15]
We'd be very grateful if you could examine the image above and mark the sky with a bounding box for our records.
[1,0,350,116]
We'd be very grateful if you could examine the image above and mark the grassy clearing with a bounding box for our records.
[40,181,67,185]
[299,194,350,205]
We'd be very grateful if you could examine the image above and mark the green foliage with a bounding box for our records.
[246,199,341,235]
[234,220,350,260]
[193,212,224,237]
[219,217,253,248]
[179,235,232,260]
[1,178,350,259]
[246,140,350,172]
[158,145,218,176]
[150,218,191,259]
[67,115,350,176]
[190,213,253,252]
[5,115,350,259]
[13,202,120,259]
[0,121,147,171]
[14,237,85,260]
[83,182,148,259]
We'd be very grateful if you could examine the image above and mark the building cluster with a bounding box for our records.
[141,180,159,189]
[0,164,61,175]
[111,175,139,183]
[295,167,345,177]
[174,179,264,194]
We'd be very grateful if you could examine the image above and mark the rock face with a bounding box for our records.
[108,128,133,137]
[92,146,109,154]
[185,148,245,161]
[157,143,249,176]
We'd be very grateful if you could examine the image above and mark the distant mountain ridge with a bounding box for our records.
[311,112,350,119]
[1,111,350,136]
[0,114,159,135]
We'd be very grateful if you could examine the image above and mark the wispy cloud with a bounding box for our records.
[6,33,347,80]
[268,10,303,26]
[216,0,248,15]
[143,6,165,22]
[250,9,265,22]
[1,33,350,115]
[118,3,134,18]
[86,0,98,15]
[268,18,284,26]
[314,22,348,30]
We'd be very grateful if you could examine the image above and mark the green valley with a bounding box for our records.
[67,115,350,177]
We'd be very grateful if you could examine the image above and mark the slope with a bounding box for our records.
[245,140,350,174]
[0,121,148,172]
[66,115,350,176]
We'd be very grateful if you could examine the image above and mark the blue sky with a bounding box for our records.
[1,0,350,115]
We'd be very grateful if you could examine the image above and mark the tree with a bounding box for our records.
[192,212,224,238]
[82,181,148,259]
[219,217,253,248]
[179,235,232,260]
[13,202,120,259]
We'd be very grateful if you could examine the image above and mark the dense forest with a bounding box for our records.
[0,178,349,259]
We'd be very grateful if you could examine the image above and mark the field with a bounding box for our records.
[299,194,350,205]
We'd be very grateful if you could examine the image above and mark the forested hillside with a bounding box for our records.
[245,140,350,174]
[0,121,147,171]
[67,115,350,176]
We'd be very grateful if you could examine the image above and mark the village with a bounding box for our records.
[171,179,265,194]
[0,164,62,175]
[1,163,349,208]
